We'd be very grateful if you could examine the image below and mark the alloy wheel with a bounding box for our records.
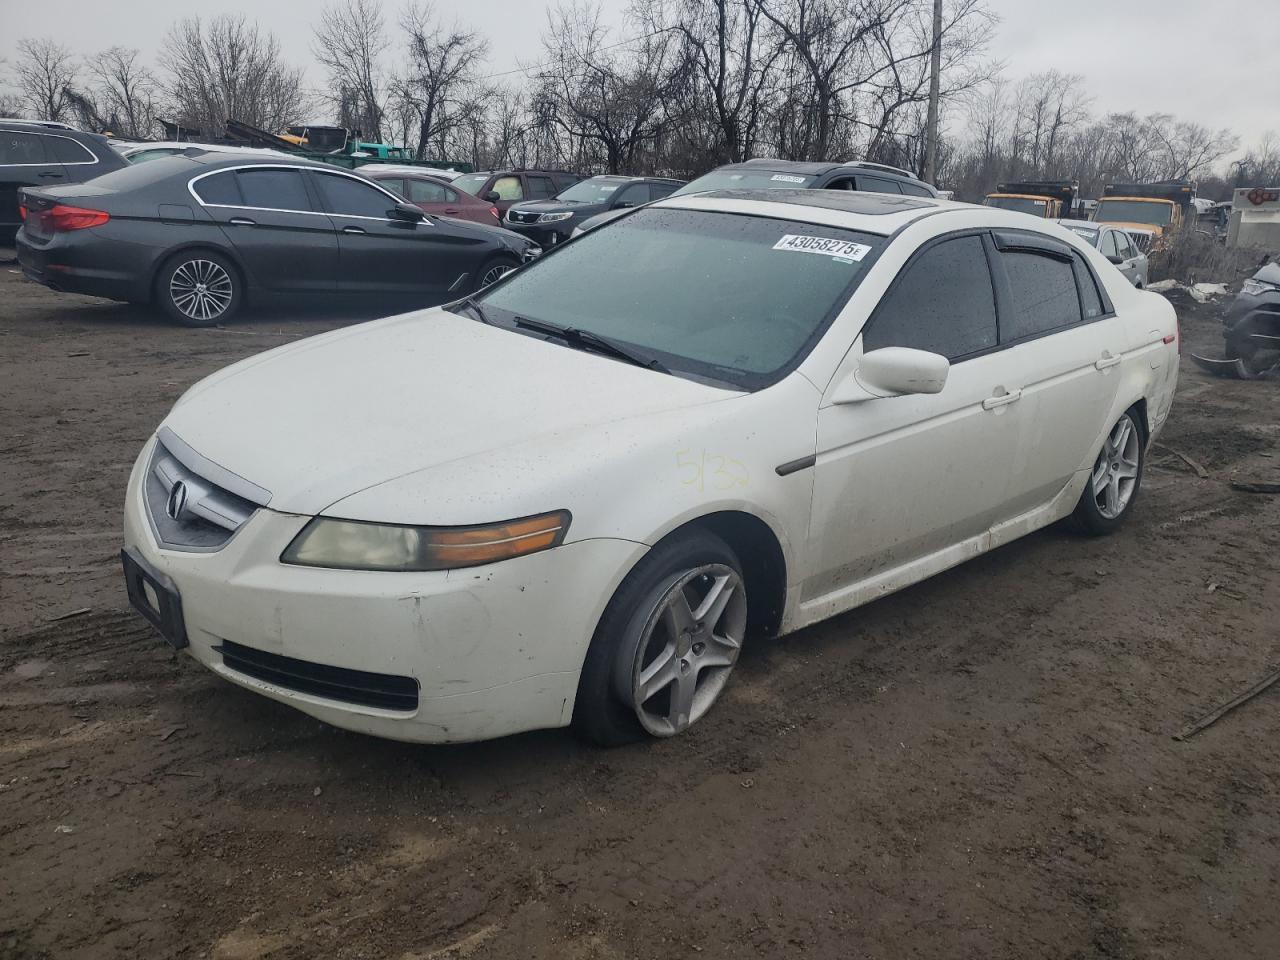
[1091,415,1140,519]
[479,264,514,288]
[620,564,747,737]
[170,259,233,323]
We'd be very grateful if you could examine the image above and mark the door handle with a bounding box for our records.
[1095,352,1122,370]
[444,208,459,214]
[228,217,256,226]
[982,388,1022,411]
[38,172,65,178]
[342,225,367,234]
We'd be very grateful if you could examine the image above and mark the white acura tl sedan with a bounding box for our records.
[122,190,1179,745]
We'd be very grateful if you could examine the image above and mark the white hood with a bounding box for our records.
[163,308,732,516]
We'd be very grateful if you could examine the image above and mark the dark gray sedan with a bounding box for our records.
[1057,219,1149,288]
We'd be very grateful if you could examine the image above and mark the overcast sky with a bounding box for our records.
[4,0,1276,153]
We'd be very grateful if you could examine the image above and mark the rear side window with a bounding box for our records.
[237,169,312,212]
[314,172,397,217]
[527,175,556,199]
[864,235,998,360]
[856,175,902,195]
[999,251,1083,341]
[900,181,933,198]
[406,178,450,204]
[45,135,95,163]
[651,182,679,200]
[194,171,243,206]
[0,131,47,164]
[1074,253,1106,320]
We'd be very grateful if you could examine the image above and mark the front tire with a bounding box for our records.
[573,530,747,746]
[1071,409,1145,535]
[156,250,241,327]
[474,255,520,292]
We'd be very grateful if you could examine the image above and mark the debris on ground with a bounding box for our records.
[1230,482,1280,495]
[1175,666,1280,741]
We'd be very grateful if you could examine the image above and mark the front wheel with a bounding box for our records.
[574,530,748,746]
[1071,409,1145,535]
[474,255,520,292]
[156,251,241,327]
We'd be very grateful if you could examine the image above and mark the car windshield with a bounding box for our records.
[1094,200,1173,227]
[452,173,492,196]
[472,207,884,390]
[672,170,817,196]
[1061,224,1100,245]
[556,178,624,202]
[985,196,1047,215]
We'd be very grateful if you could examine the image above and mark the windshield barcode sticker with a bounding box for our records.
[770,174,807,184]
[773,235,872,262]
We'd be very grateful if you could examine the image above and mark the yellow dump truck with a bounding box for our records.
[1092,180,1194,248]
[983,180,1079,219]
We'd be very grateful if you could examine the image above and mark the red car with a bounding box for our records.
[364,170,500,227]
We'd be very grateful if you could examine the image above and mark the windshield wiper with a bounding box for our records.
[513,316,670,373]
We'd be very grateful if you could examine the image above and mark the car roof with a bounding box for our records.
[0,118,78,130]
[659,188,943,232]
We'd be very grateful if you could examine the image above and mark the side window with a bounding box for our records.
[374,177,407,198]
[45,135,95,163]
[856,175,902,195]
[0,131,48,164]
[527,175,556,199]
[491,176,523,201]
[999,250,1083,342]
[650,181,679,201]
[406,178,449,204]
[237,169,313,212]
[193,171,243,206]
[824,177,856,191]
[556,174,581,192]
[614,183,649,208]
[1100,230,1120,259]
[1075,253,1105,320]
[864,235,998,360]
[900,181,933,198]
[314,172,396,218]
[1119,233,1137,259]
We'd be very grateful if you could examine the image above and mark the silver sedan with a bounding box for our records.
[1057,220,1149,288]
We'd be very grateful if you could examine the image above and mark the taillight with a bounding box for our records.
[47,204,110,231]
[17,203,26,221]
[489,206,500,220]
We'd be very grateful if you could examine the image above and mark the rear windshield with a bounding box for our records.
[1094,199,1173,227]
[985,196,1047,215]
[673,170,818,196]
[474,207,884,390]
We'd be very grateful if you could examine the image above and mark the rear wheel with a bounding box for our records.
[156,250,241,327]
[574,530,747,746]
[474,255,519,292]
[1071,409,1145,536]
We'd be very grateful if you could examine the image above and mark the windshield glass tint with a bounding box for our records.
[557,178,624,202]
[985,196,1047,215]
[1094,200,1173,226]
[672,170,817,196]
[476,208,883,389]
[452,174,490,196]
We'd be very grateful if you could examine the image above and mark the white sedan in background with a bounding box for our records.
[122,191,1179,745]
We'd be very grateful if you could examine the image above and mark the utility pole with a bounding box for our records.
[923,0,942,183]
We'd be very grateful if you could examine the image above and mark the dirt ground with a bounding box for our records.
[1,259,1278,960]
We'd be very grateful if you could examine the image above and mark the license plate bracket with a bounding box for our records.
[121,547,188,649]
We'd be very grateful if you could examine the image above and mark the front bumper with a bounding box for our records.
[503,222,569,246]
[122,438,645,743]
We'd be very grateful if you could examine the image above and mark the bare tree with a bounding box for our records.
[1148,117,1238,180]
[313,0,388,140]
[88,47,159,138]
[160,15,308,135]
[15,38,78,122]
[395,2,489,160]
[1015,70,1090,174]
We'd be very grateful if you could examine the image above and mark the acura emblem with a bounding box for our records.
[166,480,189,521]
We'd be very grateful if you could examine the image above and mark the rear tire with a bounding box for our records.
[573,529,747,747]
[1071,408,1145,536]
[155,250,241,327]
[473,255,520,292]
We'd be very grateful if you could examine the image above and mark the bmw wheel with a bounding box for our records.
[475,255,520,292]
[1072,408,1145,535]
[574,530,747,746]
[157,251,241,327]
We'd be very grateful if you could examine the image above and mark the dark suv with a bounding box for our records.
[504,175,685,246]
[1,121,127,244]
[575,158,938,235]
[451,168,583,217]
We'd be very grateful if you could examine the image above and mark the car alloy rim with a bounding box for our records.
[623,564,747,737]
[1092,415,1140,519]
[170,259,233,322]
[480,264,514,288]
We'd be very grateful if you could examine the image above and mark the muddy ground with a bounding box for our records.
[1,261,1278,960]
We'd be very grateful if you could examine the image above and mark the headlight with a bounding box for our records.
[1241,278,1278,297]
[281,510,571,571]
[538,212,574,223]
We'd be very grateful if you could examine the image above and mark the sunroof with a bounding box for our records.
[697,188,935,215]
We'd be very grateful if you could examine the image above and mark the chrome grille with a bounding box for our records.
[507,210,540,225]
[144,433,265,551]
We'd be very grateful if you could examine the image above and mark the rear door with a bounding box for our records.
[191,165,338,294]
[989,232,1125,514]
[0,130,63,241]
[311,168,485,298]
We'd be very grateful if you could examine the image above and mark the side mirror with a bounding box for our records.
[483,191,501,203]
[391,201,425,222]
[1106,253,1124,265]
[832,347,949,403]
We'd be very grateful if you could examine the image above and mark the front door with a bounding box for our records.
[806,232,1025,601]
